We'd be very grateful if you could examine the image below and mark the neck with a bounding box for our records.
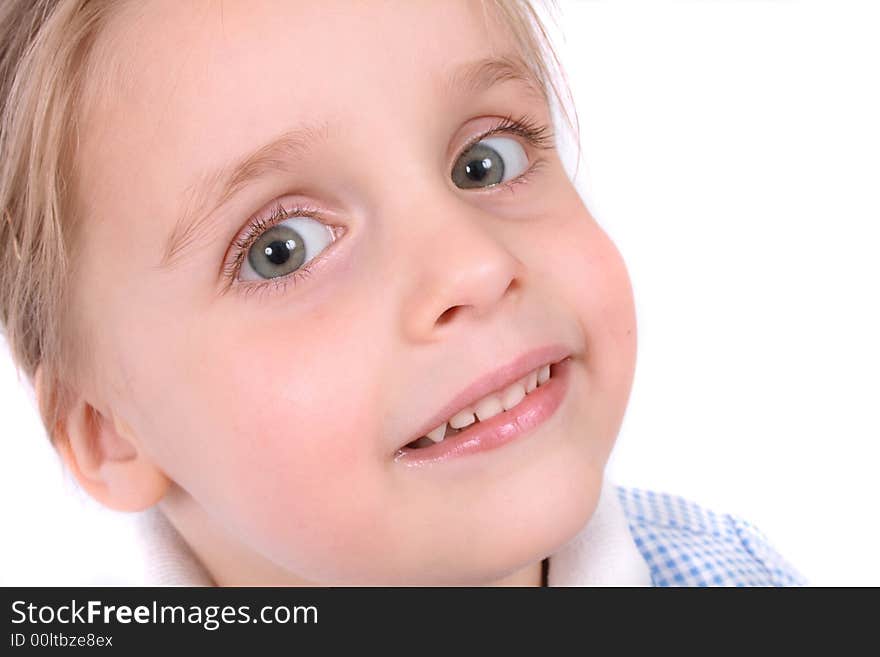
[489,558,546,587]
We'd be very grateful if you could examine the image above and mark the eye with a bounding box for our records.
[240,216,334,282]
[451,135,529,189]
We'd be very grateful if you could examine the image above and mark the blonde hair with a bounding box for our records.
[0,0,580,445]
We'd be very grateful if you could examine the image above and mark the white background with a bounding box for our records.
[1,0,878,586]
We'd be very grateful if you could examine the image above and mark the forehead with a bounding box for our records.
[81,0,518,155]
[74,0,523,251]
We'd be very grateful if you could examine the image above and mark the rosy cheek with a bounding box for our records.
[207,414,388,578]
[208,379,378,502]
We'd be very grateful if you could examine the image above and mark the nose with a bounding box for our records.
[393,179,526,342]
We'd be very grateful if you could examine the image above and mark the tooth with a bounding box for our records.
[426,423,447,443]
[449,407,477,429]
[526,369,538,393]
[537,364,550,385]
[442,366,546,433]
[501,381,526,411]
[474,394,504,422]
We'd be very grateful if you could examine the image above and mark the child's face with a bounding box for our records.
[70,0,636,584]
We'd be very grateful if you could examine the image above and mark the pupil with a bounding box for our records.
[465,157,493,182]
[264,238,295,265]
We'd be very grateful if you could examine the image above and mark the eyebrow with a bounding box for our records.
[159,54,546,270]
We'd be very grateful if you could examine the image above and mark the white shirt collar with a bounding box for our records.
[134,477,651,586]
[547,477,653,586]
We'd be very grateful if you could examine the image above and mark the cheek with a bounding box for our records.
[536,192,637,351]
[128,315,396,577]
[537,197,638,452]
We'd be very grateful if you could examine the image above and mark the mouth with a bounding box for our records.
[394,352,573,463]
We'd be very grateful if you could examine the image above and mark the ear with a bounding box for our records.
[35,365,170,512]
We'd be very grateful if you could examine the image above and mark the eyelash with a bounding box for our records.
[225,113,555,299]
[221,201,329,299]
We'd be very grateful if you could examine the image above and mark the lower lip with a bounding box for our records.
[393,357,572,467]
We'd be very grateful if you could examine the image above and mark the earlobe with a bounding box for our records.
[35,365,170,512]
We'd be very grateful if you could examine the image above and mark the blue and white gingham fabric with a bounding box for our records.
[615,485,808,586]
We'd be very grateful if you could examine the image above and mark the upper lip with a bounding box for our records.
[401,343,572,449]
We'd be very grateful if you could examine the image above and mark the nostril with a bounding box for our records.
[437,305,464,326]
